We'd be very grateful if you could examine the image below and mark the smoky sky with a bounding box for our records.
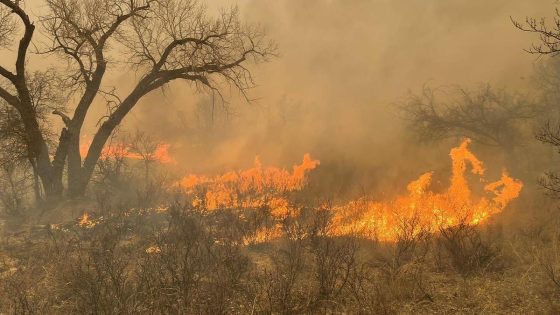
[123,1,551,173]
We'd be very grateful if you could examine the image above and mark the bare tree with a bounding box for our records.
[534,57,560,106]
[400,84,538,152]
[0,158,30,217]
[514,8,560,196]
[512,8,560,56]
[0,73,63,205]
[129,131,159,182]
[0,0,275,202]
[536,121,560,198]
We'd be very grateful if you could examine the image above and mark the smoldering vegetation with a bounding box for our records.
[2,0,560,314]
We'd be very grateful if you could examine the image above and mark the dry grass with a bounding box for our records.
[0,199,559,314]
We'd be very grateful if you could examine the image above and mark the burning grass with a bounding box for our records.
[176,139,523,244]
[1,139,548,314]
[329,139,523,241]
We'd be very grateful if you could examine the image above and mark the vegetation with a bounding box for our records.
[0,0,274,201]
[2,1,560,315]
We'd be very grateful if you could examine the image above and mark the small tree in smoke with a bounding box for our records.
[0,100,48,205]
[0,0,275,203]
[399,84,539,152]
[129,131,159,182]
[533,58,560,114]
[514,8,560,197]
[0,159,31,217]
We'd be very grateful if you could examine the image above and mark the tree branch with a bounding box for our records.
[52,109,70,126]
[0,0,35,78]
[512,11,560,55]
[0,85,19,107]
[0,65,15,83]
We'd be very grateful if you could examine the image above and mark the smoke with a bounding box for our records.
[3,0,552,195]
[113,1,550,194]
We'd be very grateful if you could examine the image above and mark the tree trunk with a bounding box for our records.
[66,130,86,198]
[60,78,160,198]
[17,106,62,202]
[28,158,43,206]
[38,161,63,202]
[72,86,149,197]
[71,122,115,197]
[67,173,89,198]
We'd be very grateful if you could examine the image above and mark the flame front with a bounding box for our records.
[179,154,320,217]
[178,154,320,244]
[177,139,522,244]
[329,139,523,241]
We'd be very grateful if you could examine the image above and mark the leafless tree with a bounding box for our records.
[0,161,29,217]
[512,8,560,56]
[0,0,275,202]
[128,130,168,207]
[129,130,159,182]
[536,121,560,198]
[0,104,32,214]
[534,58,560,113]
[0,102,41,204]
[514,8,560,195]
[400,84,539,152]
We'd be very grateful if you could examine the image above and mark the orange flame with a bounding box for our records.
[78,212,97,228]
[328,139,523,241]
[79,137,174,163]
[178,154,320,244]
[78,212,89,226]
[179,154,320,216]
[177,140,522,244]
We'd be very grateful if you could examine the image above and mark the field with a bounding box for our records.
[1,141,559,314]
[1,1,560,314]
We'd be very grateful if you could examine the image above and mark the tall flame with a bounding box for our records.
[176,139,522,244]
[328,139,523,241]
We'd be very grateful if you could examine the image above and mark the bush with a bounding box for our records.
[436,222,503,277]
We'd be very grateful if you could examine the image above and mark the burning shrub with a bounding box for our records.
[171,139,523,248]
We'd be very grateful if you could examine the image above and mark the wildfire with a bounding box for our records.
[179,154,320,217]
[79,137,174,163]
[328,139,523,241]
[177,139,522,244]
[78,212,97,229]
[178,154,320,244]
[243,224,284,246]
[145,245,162,254]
